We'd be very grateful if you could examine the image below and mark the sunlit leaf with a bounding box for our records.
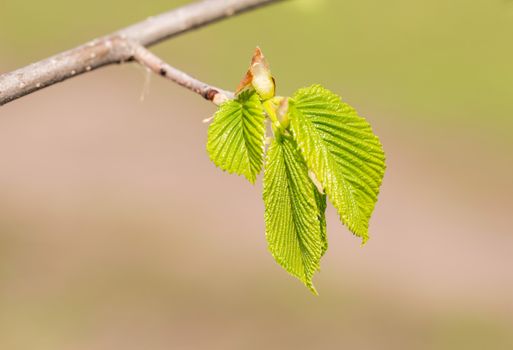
[207,89,266,183]
[289,85,385,242]
[263,136,324,293]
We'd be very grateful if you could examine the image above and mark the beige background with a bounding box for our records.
[1,0,512,349]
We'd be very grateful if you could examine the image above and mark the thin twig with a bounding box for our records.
[131,43,233,105]
[0,0,282,106]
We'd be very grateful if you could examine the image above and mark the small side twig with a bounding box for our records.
[131,43,232,105]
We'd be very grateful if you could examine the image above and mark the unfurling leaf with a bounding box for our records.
[289,85,386,243]
[236,47,275,100]
[207,89,266,183]
[263,136,324,293]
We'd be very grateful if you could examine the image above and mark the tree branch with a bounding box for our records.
[0,0,282,106]
[131,43,233,105]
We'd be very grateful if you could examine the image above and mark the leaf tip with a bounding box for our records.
[303,277,319,295]
[246,174,257,184]
[308,284,319,296]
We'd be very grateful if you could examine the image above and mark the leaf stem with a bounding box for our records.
[263,99,283,130]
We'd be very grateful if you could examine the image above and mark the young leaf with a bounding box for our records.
[289,85,386,243]
[263,136,323,293]
[207,89,266,183]
[314,189,328,257]
[309,169,328,257]
[236,47,275,100]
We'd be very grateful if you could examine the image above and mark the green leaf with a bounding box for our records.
[207,89,266,183]
[263,136,324,294]
[289,85,386,243]
[314,189,328,257]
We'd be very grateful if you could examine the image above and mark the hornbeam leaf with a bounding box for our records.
[263,136,323,293]
[315,189,328,258]
[289,85,386,243]
[207,89,266,183]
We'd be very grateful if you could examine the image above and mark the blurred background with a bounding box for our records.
[1,0,512,349]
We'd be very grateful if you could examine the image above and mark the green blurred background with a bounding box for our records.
[1,0,512,349]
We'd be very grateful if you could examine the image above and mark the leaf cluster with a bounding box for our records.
[206,48,385,293]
